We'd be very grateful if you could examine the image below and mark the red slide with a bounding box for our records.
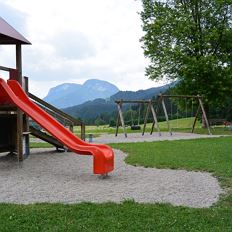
[0,78,114,175]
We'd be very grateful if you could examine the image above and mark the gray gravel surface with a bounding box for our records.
[0,148,223,208]
[92,132,224,144]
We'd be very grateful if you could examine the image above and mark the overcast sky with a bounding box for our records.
[0,0,165,98]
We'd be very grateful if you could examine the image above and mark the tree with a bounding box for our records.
[94,117,106,126]
[140,0,232,109]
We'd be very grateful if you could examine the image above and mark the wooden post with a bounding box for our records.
[69,123,74,133]
[16,44,24,161]
[16,45,22,85]
[150,121,155,135]
[115,108,120,137]
[23,76,29,93]
[150,103,161,136]
[142,101,150,136]
[23,76,30,157]
[9,69,19,80]
[161,97,172,136]
[198,97,212,135]
[191,105,200,133]
[16,108,23,161]
[81,123,85,141]
[117,101,127,138]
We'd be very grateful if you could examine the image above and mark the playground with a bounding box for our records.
[0,17,232,231]
[0,17,229,207]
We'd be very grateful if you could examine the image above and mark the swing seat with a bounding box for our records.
[131,125,141,130]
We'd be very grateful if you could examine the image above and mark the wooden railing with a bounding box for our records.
[29,93,85,140]
[0,65,12,71]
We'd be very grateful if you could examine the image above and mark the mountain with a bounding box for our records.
[62,83,173,124]
[63,98,116,121]
[43,79,119,108]
[110,84,171,101]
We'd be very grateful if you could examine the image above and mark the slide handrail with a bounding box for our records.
[29,92,85,140]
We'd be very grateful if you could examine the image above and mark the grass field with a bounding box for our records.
[112,137,232,189]
[73,117,232,137]
[1,136,232,231]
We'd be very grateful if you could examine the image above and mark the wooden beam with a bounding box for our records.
[15,45,24,160]
[117,101,127,137]
[115,100,153,104]
[29,93,82,126]
[16,108,23,161]
[29,92,86,141]
[69,123,74,133]
[23,76,30,156]
[161,97,172,136]
[198,98,212,135]
[142,102,150,136]
[23,76,29,93]
[150,103,161,136]
[30,126,64,149]
[115,95,202,105]
[81,123,85,141]
[191,105,200,133]
[0,65,12,72]
[33,101,74,125]
[115,109,120,137]
[159,94,202,99]
[16,44,22,85]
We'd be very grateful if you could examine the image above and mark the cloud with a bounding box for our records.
[54,30,96,60]
[0,0,162,98]
[0,1,27,34]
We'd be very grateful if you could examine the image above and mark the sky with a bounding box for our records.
[0,0,165,98]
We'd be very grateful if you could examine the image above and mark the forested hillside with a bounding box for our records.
[63,83,172,125]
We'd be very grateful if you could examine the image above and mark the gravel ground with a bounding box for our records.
[91,132,224,144]
[0,148,223,208]
[31,132,224,144]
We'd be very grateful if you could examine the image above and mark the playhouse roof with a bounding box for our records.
[0,17,31,45]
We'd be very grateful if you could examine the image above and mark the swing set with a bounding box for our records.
[115,94,211,137]
[115,99,161,137]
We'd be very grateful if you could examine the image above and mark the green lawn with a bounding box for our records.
[73,117,199,135]
[1,199,232,232]
[111,137,232,189]
[1,136,232,231]
[30,142,53,148]
[73,117,232,137]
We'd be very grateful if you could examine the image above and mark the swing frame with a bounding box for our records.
[114,94,211,137]
[114,100,160,137]
[158,94,212,135]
